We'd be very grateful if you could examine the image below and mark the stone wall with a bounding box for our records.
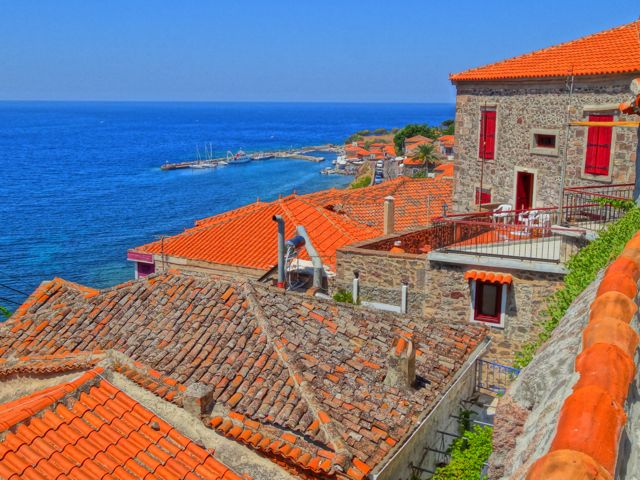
[335,245,564,364]
[374,341,486,480]
[488,265,640,480]
[452,74,639,212]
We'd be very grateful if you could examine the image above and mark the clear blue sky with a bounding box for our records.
[0,0,636,102]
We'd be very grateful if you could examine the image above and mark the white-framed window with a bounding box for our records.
[469,280,507,328]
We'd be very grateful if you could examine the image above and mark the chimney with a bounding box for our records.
[272,215,286,288]
[183,382,215,419]
[384,337,416,389]
[384,196,395,235]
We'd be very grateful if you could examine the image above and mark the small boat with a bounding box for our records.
[251,152,275,161]
[227,150,252,164]
[217,161,228,166]
[190,162,216,169]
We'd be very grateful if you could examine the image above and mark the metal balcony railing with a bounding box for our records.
[475,359,520,396]
[429,202,627,264]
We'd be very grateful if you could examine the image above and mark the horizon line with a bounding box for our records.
[0,99,456,105]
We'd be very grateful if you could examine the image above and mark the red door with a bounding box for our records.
[515,171,534,211]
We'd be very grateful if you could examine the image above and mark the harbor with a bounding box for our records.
[160,144,341,171]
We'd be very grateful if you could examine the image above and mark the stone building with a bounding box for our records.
[331,20,640,365]
[449,20,640,212]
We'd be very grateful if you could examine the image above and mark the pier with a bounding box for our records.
[160,145,340,171]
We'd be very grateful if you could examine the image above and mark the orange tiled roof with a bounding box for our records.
[437,135,455,148]
[0,366,243,480]
[307,165,454,231]
[404,135,432,144]
[402,157,426,166]
[451,20,640,81]
[0,272,487,480]
[526,233,640,478]
[134,195,380,271]
[464,270,513,285]
[132,166,453,273]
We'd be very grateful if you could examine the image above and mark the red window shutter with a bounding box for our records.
[479,110,496,160]
[585,114,613,175]
[475,188,491,205]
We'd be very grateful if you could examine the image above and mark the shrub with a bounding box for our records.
[0,306,10,320]
[333,289,354,303]
[432,425,493,480]
[513,207,640,368]
[351,175,371,189]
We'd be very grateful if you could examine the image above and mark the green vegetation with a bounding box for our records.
[415,143,439,174]
[333,289,354,304]
[513,205,640,369]
[432,425,493,480]
[350,175,371,189]
[373,128,389,135]
[594,197,636,211]
[0,306,11,320]
[393,124,439,154]
[441,119,455,135]
[345,133,364,144]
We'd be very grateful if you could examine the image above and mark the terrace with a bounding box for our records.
[359,184,634,273]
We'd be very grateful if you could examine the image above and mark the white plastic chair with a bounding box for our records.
[492,204,512,224]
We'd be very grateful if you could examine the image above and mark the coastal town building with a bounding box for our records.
[128,166,453,289]
[435,135,455,159]
[450,20,640,212]
[403,135,432,156]
[334,21,640,363]
[0,272,489,479]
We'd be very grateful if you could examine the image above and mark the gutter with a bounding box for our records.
[370,336,491,480]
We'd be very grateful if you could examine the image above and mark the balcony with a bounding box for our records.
[357,184,633,274]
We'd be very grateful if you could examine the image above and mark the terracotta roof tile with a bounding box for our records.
[464,270,513,285]
[451,20,640,81]
[134,196,379,271]
[527,230,640,478]
[0,367,243,480]
[131,167,453,273]
[1,271,486,479]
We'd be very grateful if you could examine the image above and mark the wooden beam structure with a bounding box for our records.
[569,120,640,127]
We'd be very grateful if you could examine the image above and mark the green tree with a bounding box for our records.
[441,119,455,135]
[415,143,439,174]
[345,133,363,144]
[373,128,388,135]
[0,306,11,320]
[394,124,438,154]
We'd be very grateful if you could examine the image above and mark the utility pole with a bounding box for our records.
[558,71,575,225]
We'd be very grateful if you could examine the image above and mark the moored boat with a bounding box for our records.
[227,150,252,164]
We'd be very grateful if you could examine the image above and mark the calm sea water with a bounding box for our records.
[0,102,453,306]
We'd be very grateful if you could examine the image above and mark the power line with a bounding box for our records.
[0,296,20,306]
[0,282,30,297]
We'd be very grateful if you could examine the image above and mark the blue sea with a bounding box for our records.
[0,102,453,307]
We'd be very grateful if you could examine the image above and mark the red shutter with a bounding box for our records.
[479,110,496,160]
[475,188,491,205]
[585,114,613,175]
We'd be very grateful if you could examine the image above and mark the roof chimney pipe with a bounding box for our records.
[296,225,324,290]
[272,215,286,288]
[384,196,395,235]
[384,337,416,389]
